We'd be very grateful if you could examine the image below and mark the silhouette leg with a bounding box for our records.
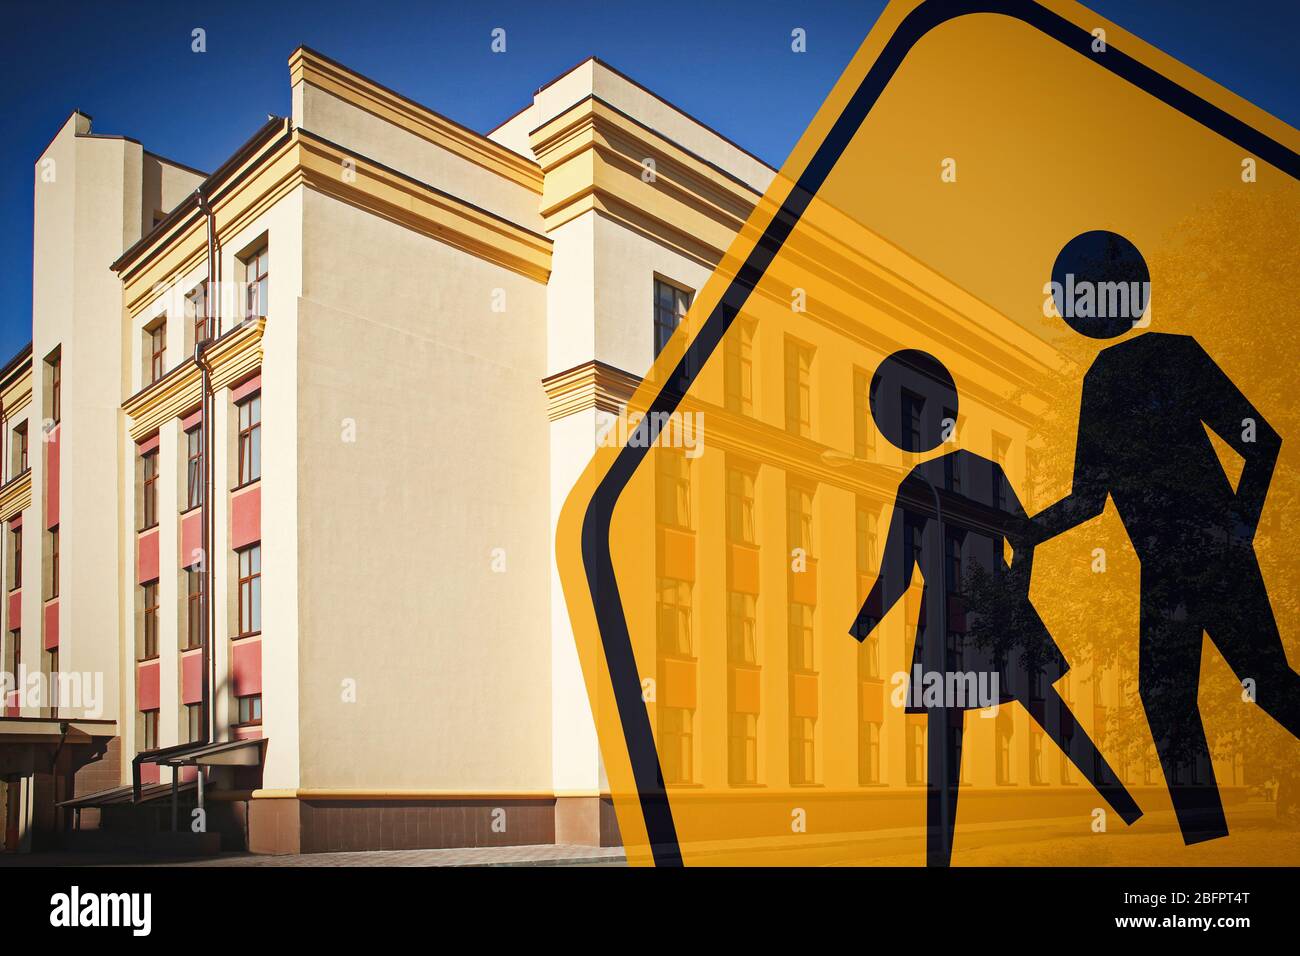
[1139,584,1228,844]
[1204,555,1300,739]
[1024,685,1142,825]
[926,709,963,867]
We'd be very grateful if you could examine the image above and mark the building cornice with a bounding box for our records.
[529,96,759,265]
[298,131,552,283]
[121,127,553,319]
[541,360,641,421]
[0,366,32,421]
[289,46,544,194]
[0,470,31,522]
[122,319,265,441]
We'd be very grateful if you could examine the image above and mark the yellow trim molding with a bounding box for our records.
[122,319,265,441]
[0,471,31,522]
[298,132,552,283]
[541,360,641,421]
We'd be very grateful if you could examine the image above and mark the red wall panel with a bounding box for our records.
[137,528,159,584]
[230,485,261,551]
[181,649,202,705]
[232,639,262,697]
[180,510,203,568]
[7,590,19,629]
[45,426,59,529]
[137,660,160,711]
[43,600,58,650]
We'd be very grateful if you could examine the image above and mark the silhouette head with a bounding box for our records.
[1051,230,1150,338]
[870,350,958,453]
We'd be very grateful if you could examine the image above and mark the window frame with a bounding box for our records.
[141,708,159,751]
[9,524,21,592]
[188,281,212,346]
[147,320,166,385]
[141,581,159,661]
[185,568,204,651]
[49,356,60,425]
[243,246,269,322]
[185,425,203,511]
[13,421,28,476]
[236,693,263,726]
[140,449,158,530]
[236,392,261,488]
[48,527,58,600]
[652,277,692,359]
[236,544,262,638]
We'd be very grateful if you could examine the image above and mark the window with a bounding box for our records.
[788,603,815,674]
[7,630,18,707]
[907,721,927,785]
[244,245,269,321]
[901,390,924,453]
[729,712,758,786]
[188,281,211,345]
[237,545,261,636]
[855,498,878,574]
[46,648,58,711]
[1030,729,1045,785]
[725,467,756,546]
[860,720,881,784]
[904,513,925,570]
[785,484,814,558]
[859,621,880,680]
[4,629,18,695]
[186,425,203,510]
[790,716,816,785]
[783,339,813,437]
[12,421,27,477]
[237,393,261,486]
[656,578,693,658]
[237,694,262,725]
[853,368,875,459]
[944,529,964,595]
[147,320,166,384]
[653,278,692,358]
[49,355,60,425]
[727,591,757,665]
[991,433,1011,511]
[185,568,204,650]
[141,582,159,660]
[186,702,202,743]
[655,451,691,531]
[141,709,159,751]
[47,528,58,599]
[140,450,158,529]
[996,720,1014,784]
[724,319,754,414]
[660,706,693,784]
[9,524,21,591]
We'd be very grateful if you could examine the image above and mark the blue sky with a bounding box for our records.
[0,0,1296,361]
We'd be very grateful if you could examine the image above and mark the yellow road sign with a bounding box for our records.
[558,0,1300,866]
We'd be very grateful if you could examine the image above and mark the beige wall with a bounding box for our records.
[31,113,204,726]
[294,186,552,789]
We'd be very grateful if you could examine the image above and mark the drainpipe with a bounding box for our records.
[131,188,220,805]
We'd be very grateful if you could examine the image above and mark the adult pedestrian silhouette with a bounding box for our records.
[1033,230,1300,844]
[851,349,1141,866]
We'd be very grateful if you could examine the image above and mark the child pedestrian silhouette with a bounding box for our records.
[850,349,1142,866]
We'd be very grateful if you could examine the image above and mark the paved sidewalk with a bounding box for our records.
[177,844,628,867]
[0,843,627,867]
